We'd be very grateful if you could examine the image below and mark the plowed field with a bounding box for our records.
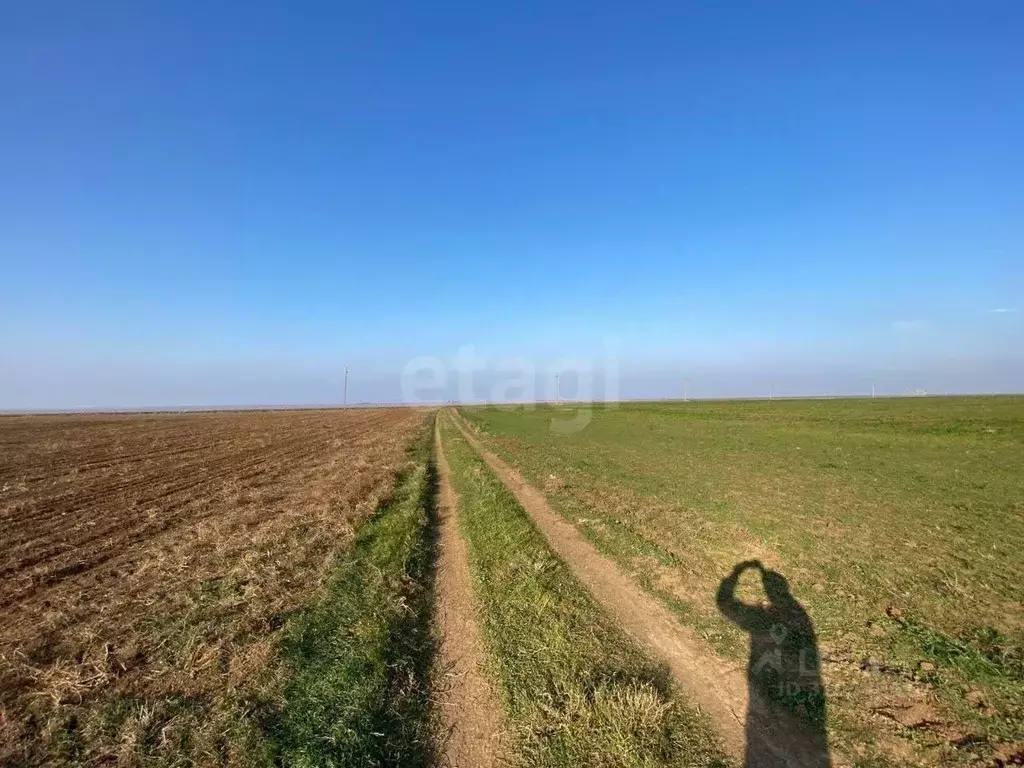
[0,407,427,765]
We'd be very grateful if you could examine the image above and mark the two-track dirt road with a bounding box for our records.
[432,421,506,766]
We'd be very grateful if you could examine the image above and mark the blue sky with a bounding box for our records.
[2,1,1022,407]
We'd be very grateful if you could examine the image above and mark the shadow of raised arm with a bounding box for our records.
[716,559,767,632]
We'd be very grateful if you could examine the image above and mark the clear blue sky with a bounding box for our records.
[2,1,1022,407]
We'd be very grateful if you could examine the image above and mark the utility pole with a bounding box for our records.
[871,383,876,399]
[683,378,689,402]
[343,367,348,406]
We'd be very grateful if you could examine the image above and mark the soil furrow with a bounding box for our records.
[0,412,403,610]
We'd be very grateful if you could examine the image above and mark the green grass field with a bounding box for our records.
[460,397,1024,767]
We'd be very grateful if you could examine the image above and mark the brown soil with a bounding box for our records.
[450,410,845,768]
[432,421,507,767]
[0,407,427,765]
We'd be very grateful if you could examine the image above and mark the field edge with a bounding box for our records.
[251,414,440,767]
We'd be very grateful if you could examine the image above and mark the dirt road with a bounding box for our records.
[432,421,506,766]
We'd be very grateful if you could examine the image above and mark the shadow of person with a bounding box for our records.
[717,560,831,768]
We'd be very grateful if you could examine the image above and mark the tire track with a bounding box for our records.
[433,420,506,767]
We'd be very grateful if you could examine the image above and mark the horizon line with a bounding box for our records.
[3,390,1023,417]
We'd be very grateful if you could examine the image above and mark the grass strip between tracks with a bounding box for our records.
[439,415,730,768]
